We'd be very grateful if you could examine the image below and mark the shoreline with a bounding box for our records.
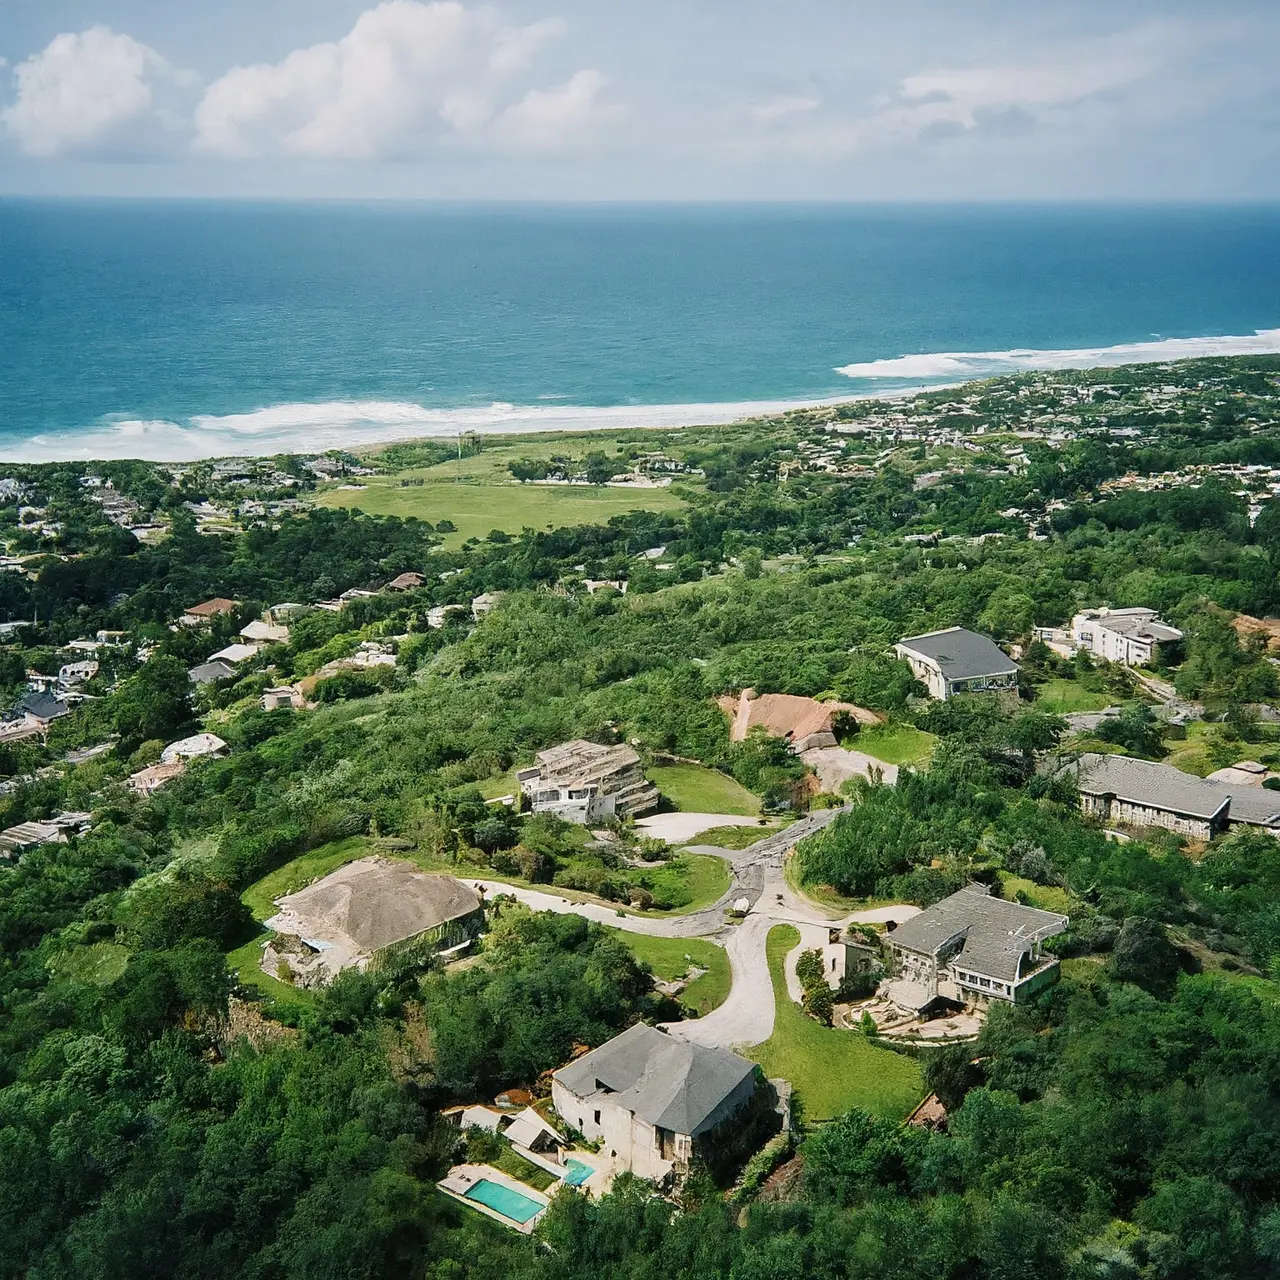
[0,387,939,466]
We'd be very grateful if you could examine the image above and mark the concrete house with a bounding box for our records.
[263,857,484,986]
[1071,608,1183,667]
[1072,752,1280,839]
[551,1024,758,1183]
[518,740,660,824]
[160,732,228,765]
[181,597,238,626]
[188,659,237,686]
[894,628,1020,702]
[884,883,1067,1010]
[15,691,70,729]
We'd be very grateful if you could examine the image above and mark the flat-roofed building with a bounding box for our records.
[517,740,660,824]
[1071,607,1183,667]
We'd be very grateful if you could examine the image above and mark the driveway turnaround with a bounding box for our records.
[464,810,920,1053]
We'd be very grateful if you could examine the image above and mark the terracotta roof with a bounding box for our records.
[719,690,881,744]
[185,597,238,617]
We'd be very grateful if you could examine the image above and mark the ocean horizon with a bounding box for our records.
[2,199,1279,462]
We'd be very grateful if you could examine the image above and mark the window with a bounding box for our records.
[593,1110,601,1126]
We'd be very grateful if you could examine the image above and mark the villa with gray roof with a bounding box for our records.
[1071,752,1280,839]
[883,883,1067,1010]
[551,1023,758,1184]
[894,627,1020,702]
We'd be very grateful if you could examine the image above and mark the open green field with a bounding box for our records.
[640,854,732,916]
[1160,722,1218,777]
[854,723,936,768]
[1034,678,1113,714]
[750,925,923,1123]
[317,437,690,548]
[608,931,731,1016]
[647,763,761,815]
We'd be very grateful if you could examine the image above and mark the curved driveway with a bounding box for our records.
[464,807,918,1052]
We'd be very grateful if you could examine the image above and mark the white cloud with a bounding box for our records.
[493,69,608,151]
[1,26,189,158]
[875,23,1185,142]
[194,0,606,160]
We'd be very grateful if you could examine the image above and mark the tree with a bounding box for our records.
[1111,916,1181,995]
[112,654,193,752]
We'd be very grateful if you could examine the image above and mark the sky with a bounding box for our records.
[1,0,1278,200]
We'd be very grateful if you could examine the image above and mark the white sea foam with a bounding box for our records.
[835,328,1280,380]
[0,395,857,463]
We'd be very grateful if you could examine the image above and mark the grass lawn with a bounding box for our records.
[494,1145,558,1193]
[854,723,936,768]
[1034,678,1113,714]
[316,446,689,549]
[476,769,521,800]
[750,925,923,1123]
[1160,722,1219,778]
[240,836,374,922]
[688,822,780,850]
[609,931,731,1016]
[639,853,732,916]
[48,941,130,986]
[997,873,1075,915]
[647,763,760,815]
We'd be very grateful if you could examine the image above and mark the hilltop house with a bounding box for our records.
[262,858,485,986]
[883,883,1067,1011]
[14,690,70,729]
[262,684,305,711]
[385,571,424,591]
[188,659,237,686]
[1070,752,1280,839]
[128,760,188,795]
[517,740,660,823]
[894,628,1020,702]
[181,598,238,626]
[1071,607,1183,667]
[551,1024,758,1183]
[718,689,881,753]
[239,618,291,645]
[160,733,228,765]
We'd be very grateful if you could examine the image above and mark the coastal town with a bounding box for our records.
[4,353,1280,1270]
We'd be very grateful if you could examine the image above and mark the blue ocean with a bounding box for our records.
[2,200,1279,461]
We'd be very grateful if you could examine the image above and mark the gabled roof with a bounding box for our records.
[887,883,1067,983]
[1073,752,1232,822]
[188,659,237,685]
[208,643,261,665]
[18,691,69,722]
[554,1023,756,1137]
[896,627,1019,680]
[184,597,238,618]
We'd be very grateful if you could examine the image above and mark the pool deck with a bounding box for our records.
[436,1163,552,1235]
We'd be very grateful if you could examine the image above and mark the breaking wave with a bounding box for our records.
[0,395,853,464]
[835,328,1280,380]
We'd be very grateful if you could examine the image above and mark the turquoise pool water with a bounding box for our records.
[563,1160,593,1186]
[464,1178,544,1224]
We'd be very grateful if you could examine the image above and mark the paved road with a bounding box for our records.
[468,808,919,1052]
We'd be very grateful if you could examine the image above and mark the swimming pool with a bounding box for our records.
[562,1159,593,1186]
[464,1178,544,1224]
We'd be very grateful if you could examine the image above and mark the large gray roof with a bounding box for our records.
[896,628,1020,680]
[1073,752,1231,822]
[887,883,1067,982]
[553,1023,756,1137]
